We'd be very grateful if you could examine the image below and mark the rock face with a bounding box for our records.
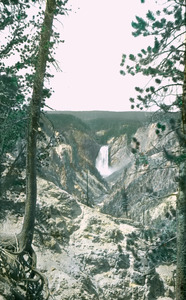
[0,113,178,299]
[101,122,178,224]
[39,116,108,204]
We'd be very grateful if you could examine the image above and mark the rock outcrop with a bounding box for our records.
[0,178,175,299]
[38,115,108,204]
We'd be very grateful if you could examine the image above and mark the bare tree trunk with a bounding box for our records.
[176,34,186,299]
[176,162,186,300]
[19,0,56,252]
[181,32,186,135]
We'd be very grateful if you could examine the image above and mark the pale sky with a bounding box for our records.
[45,0,160,111]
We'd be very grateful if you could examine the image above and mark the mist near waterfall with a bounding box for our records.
[96,146,114,178]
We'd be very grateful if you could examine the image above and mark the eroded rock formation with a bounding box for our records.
[0,112,177,299]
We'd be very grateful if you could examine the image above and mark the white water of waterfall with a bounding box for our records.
[96,146,113,177]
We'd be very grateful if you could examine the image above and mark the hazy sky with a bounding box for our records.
[46,0,159,111]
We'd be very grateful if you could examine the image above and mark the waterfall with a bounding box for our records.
[96,145,113,177]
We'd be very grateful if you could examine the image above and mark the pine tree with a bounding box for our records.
[0,0,69,297]
[120,1,186,298]
[0,0,28,194]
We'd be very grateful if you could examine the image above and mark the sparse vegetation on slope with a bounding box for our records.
[46,111,149,144]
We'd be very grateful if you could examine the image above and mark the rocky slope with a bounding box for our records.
[101,122,178,222]
[0,112,178,299]
[0,178,176,299]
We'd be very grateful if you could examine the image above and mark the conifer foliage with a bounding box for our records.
[120,0,185,114]
[0,0,69,298]
[120,1,186,299]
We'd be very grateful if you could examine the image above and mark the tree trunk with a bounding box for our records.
[19,0,56,251]
[176,34,186,300]
[176,160,186,299]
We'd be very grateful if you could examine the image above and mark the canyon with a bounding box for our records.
[0,111,178,299]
